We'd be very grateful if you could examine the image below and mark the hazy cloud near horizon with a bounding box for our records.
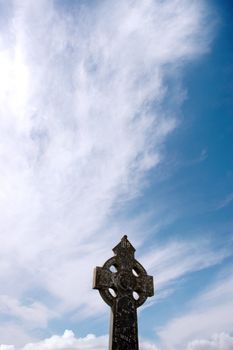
[1,330,233,350]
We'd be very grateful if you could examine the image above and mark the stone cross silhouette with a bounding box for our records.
[93,235,154,350]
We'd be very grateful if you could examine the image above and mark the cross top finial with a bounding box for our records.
[93,236,154,350]
[113,235,135,257]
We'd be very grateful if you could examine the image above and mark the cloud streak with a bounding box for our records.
[140,239,230,300]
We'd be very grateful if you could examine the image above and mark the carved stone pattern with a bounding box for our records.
[93,235,154,350]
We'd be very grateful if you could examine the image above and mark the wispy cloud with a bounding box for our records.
[215,192,233,210]
[0,0,215,345]
[139,238,230,306]
[0,295,52,328]
[158,270,233,349]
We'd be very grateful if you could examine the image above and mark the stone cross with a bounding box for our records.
[93,235,154,350]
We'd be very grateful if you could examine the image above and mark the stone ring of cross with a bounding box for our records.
[97,255,149,308]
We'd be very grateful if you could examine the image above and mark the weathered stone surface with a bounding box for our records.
[93,235,154,350]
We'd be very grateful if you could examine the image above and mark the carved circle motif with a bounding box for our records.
[118,271,135,291]
[98,256,150,308]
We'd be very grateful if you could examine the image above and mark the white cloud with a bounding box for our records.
[0,330,159,350]
[158,271,233,349]
[0,0,215,345]
[0,324,32,348]
[140,340,160,350]
[2,331,233,350]
[22,330,107,350]
[187,333,233,350]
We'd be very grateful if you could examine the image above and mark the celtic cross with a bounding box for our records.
[93,235,154,350]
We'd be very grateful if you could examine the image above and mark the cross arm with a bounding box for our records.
[134,274,154,307]
[93,266,116,307]
[93,266,115,289]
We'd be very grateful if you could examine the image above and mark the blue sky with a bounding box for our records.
[0,0,232,349]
